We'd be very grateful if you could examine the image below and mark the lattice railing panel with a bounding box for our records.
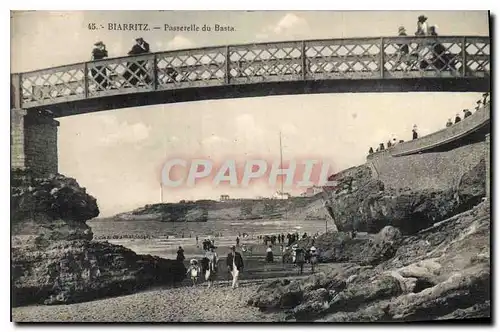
[87,54,155,97]
[156,47,226,86]
[14,36,490,109]
[382,38,463,75]
[305,39,381,77]
[229,42,303,80]
[21,66,86,103]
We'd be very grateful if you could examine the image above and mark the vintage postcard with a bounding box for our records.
[10,10,491,323]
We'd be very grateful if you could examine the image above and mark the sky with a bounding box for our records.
[10,10,489,216]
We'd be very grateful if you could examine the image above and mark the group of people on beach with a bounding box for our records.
[185,244,244,289]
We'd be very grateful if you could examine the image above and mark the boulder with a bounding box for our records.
[11,172,187,306]
[12,240,186,306]
[323,160,487,235]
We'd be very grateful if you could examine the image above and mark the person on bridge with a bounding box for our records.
[395,26,411,71]
[455,113,462,124]
[227,245,244,289]
[463,109,473,118]
[91,41,109,90]
[124,37,151,86]
[415,15,429,36]
[446,118,453,127]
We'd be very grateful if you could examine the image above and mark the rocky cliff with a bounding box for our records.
[248,201,490,322]
[11,172,186,306]
[111,195,328,222]
[324,160,486,235]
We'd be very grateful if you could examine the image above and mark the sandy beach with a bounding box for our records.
[12,279,288,322]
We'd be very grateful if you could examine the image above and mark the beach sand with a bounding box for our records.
[12,279,288,322]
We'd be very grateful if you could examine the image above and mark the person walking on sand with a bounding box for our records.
[203,245,218,288]
[226,245,244,289]
[266,245,274,263]
[186,259,201,286]
[176,246,185,263]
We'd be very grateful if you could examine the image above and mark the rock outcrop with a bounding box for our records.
[248,201,490,322]
[324,160,486,235]
[11,172,186,307]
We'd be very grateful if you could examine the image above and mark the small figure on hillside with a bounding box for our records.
[176,246,185,262]
[446,118,453,127]
[369,147,374,154]
[463,109,472,118]
[455,113,462,123]
[387,140,392,148]
[266,245,274,263]
[412,125,418,140]
[186,259,201,286]
[475,100,482,111]
[482,92,489,106]
[379,142,385,151]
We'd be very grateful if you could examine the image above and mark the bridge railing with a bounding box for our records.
[12,36,490,109]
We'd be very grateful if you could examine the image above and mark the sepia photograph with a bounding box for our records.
[10,10,491,323]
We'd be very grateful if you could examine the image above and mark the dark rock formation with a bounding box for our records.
[324,160,486,235]
[297,226,402,265]
[11,172,186,307]
[248,201,490,322]
[458,159,486,210]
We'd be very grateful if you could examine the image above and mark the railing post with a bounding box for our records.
[461,37,467,77]
[380,37,385,78]
[84,62,89,98]
[301,40,306,80]
[11,73,22,109]
[153,54,158,90]
[225,46,230,84]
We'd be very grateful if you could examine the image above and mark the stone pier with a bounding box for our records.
[11,109,59,177]
[485,133,490,198]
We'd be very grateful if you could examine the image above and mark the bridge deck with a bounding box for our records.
[11,36,490,115]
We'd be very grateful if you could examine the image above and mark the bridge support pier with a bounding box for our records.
[11,109,59,177]
[485,133,490,199]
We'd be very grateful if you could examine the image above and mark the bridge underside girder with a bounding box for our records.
[37,77,489,117]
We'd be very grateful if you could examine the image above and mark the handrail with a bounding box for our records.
[12,35,490,110]
[12,35,490,75]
